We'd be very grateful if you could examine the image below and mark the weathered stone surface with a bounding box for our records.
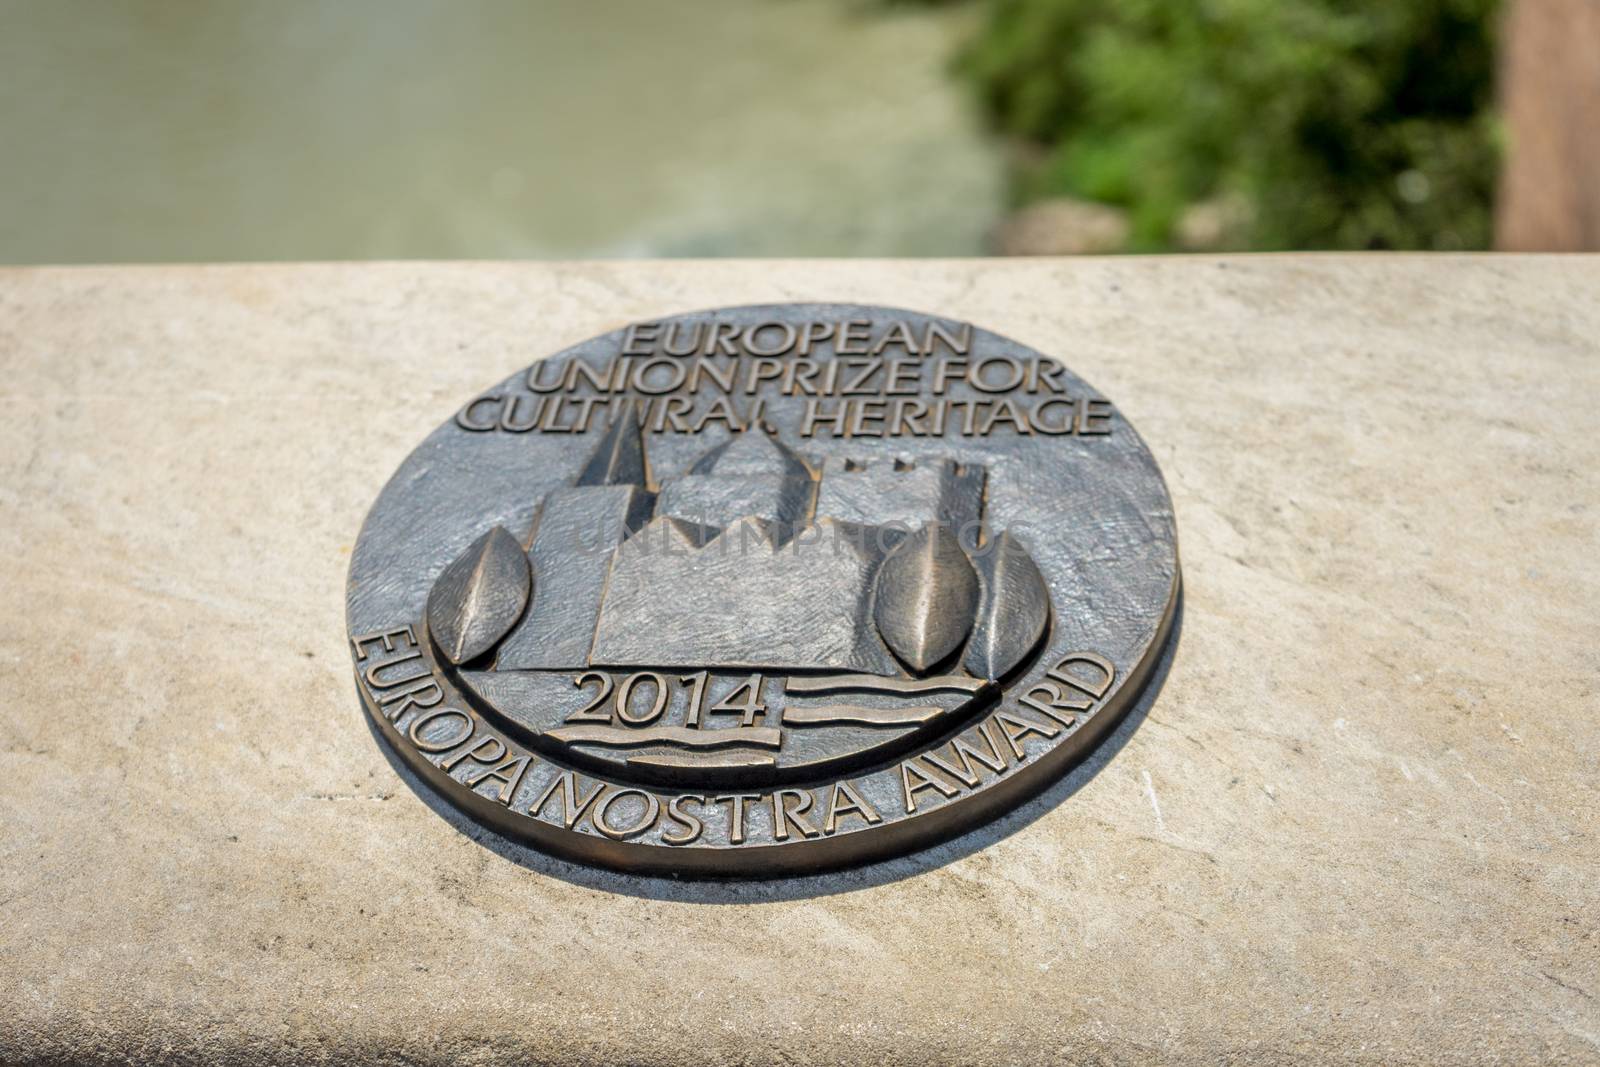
[1,257,1597,1065]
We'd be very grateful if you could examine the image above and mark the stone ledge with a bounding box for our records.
[1,256,1596,1065]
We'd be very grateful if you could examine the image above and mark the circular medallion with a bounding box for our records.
[347,305,1178,876]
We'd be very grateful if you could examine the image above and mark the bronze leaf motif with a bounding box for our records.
[426,525,532,665]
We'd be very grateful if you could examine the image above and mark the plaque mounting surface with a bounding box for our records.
[346,304,1179,876]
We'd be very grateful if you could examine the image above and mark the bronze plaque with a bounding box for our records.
[347,305,1179,876]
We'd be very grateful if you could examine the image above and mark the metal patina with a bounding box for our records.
[346,305,1179,876]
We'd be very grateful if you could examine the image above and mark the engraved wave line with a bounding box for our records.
[628,752,777,771]
[782,704,951,727]
[783,673,988,696]
[544,725,782,750]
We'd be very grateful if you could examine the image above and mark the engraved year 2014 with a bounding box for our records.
[566,671,770,729]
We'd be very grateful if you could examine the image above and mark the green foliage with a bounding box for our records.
[955,0,1501,250]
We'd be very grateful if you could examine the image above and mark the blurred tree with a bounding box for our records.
[1496,0,1600,250]
[951,0,1501,251]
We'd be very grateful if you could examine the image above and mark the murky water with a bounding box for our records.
[0,0,1001,263]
